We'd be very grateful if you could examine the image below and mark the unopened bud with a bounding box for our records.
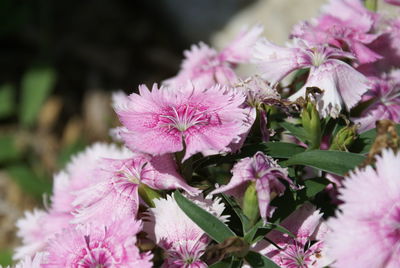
[301,101,321,149]
[330,125,358,151]
[242,181,259,225]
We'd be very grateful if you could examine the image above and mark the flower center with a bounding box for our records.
[159,104,210,132]
[78,236,116,268]
[311,51,326,67]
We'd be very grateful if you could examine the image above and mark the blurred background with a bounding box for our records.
[0,0,327,265]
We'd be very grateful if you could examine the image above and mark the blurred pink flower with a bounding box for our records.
[114,84,249,161]
[254,38,369,117]
[211,151,294,222]
[73,153,199,225]
[165,25,263,89]
[384,0,400,6]
[43,219,152,267]
[292,0,381,64]
[326,149,400,267]
[355,70,400,132]
[14,252,47,268]
[253,203,330,268]
[148,194,228,268]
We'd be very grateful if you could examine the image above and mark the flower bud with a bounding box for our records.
[330,125,358,151]
[301,101,321,149]
[242,181,259,225]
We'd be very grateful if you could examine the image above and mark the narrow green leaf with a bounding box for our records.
[0,134,22,163]
[208,257,233,268]
[20,66,56,127]
[245,220,295,245]
[221,194,251,234]
[280,121,308,143]
[245,251,281,268]
[0,83,15,118]
[174,191,236,243]
[303,177,331,198]
[285,150,365,176]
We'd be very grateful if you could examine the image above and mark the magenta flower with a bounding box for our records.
[292,0,381,64]
[164,25,263,89]
[211,151,294,222]
[253,38,369,117]
[253,203,330,268]
[114,84,249,160]
[355,70,400,132]
[326,149,400,267]
[43,219,152,268]
[73,153,199,225]
[148,194,229,268]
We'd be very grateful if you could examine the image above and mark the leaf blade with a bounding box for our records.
[245,251,281,268]
[174,191,236,243]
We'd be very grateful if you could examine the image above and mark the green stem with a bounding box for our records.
[138,184,162,208]
[365,0,377,11]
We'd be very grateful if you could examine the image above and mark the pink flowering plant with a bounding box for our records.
[10,0,400,267]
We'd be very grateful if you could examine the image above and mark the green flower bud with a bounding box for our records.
[242,181,259,225]
[301,101,321,149]
[330,125,358,151]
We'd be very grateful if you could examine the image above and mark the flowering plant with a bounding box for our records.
[10,0,400,267]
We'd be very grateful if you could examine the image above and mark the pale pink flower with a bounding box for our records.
[165,25,263,89]
[235,76,283,141]
[73,153,199,225]
[253,203,330,268]
[114,84,249,160]
[15,252,47,268]
[148,194,228,268]
[254,38,369,117]
[43,219,152,268]
[326,149,400,267]
[355,70,400,132]
[211,151,294,222]
[292,0,381,64]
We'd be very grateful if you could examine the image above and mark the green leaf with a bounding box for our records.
[221,194,251,234]
[208,258,233,268]
[245,251,281,268]
[280,121,308,143]
[0,83,15,118]
[174,191,236,243]
[303,177,331,198]
[0,134,22,163]
[245,220,295,244]
[285,150,365,176]
[20,66,56,127]
[7,164,52,199]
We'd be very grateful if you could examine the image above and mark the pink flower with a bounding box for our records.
[292,0,381,64]
[355,70,400,132]
[73,153,199,225]
[147,194,229,267]
[211,152,294,222]
[326,149,400,267]
[14,252,47,268]
[253,38,369,117]
[253,203,330,268]
[43,219,152,267]
[114,84,249,160]
[164,25,263,89]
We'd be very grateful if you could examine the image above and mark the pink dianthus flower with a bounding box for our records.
[43,219,152,267]
[114,84,249,160]
[211,151,294,222]
[326,149,400,267]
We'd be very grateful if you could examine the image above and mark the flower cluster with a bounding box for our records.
[10,1,400,267]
